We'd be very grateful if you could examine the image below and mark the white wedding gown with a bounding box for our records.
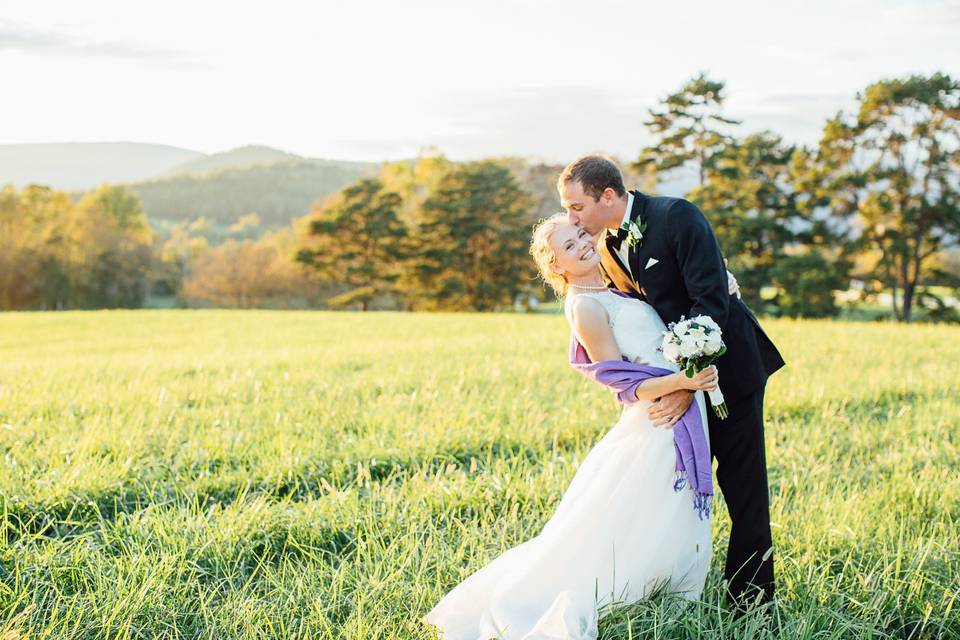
[422,290,712,640]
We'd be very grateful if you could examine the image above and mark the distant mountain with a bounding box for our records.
[0,142,203,190]
[129,158,379,228]
[1,140,698,234]
[158,145,304,179]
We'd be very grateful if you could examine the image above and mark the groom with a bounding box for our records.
[558,154,785,609]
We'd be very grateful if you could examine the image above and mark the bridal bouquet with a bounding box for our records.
[661,315,729,419]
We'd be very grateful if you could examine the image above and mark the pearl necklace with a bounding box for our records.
[568,283,610,292]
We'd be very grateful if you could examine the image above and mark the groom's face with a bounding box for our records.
[561,180,610,236]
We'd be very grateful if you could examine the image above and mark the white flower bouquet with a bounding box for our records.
[661,315,729,419]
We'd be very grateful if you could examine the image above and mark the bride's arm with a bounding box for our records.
[571,298,714,402]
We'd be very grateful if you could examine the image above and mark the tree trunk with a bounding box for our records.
[902,281,915,323]
[899,250,913,323]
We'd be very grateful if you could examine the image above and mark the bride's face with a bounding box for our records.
[549,222,600,280]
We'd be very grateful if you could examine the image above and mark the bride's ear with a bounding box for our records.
[549,260,565,278]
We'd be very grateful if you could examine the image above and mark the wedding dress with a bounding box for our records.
[422,289,712,640]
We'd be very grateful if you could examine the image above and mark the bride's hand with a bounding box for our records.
[678,366,718,392]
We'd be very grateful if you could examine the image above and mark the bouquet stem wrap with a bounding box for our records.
[569,335,712,519]
[707,386,728,419]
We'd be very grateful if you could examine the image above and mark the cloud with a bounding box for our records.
[423,86,656,163]
[0,19,203,68]
[325,86,657,163]
[328,87,861,162]
[880,0,960,28]
[417,87,859,159]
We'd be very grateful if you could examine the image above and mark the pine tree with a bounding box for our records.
[633,72,741,188]
[412,161,533,311]
[296,178,408,311]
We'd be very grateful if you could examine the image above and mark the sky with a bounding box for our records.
[1,0,958,163]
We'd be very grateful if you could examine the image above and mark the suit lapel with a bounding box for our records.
[605,230,630,277]
[626,191,645,285]
[596,191,650,297]
[598,232,639,295]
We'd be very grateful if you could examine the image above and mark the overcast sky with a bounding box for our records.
[1,0,957,162]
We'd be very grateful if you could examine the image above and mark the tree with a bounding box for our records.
[690,132,797,309]
[379,148,452,228]
[73,184,154,308]
[181,235,306,308]
[690,132,850,316]
[770,251,851,318]
[412,160,533,311]
[0,183,153,310]
[296,178,408,311]
[153,218,211,301]
[227,212,262,240]
[633,72,741,187]
[817,72,960,322]
[0,185,71,309]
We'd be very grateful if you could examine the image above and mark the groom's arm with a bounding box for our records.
[667,199,731,331]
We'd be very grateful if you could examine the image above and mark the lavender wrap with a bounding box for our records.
[568,333,713,519]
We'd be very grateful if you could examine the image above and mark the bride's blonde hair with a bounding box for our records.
[529,212,571,297]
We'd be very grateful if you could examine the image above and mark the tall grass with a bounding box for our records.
[0,310,957,639]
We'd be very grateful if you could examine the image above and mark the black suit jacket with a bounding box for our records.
[600,190,785,404]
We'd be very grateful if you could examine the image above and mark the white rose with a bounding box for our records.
[705,331,723,353]
[662,340,681,362]
[679,340,699,358]
[693,314,716,328]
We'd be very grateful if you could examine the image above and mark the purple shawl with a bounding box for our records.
[568,328,713,519]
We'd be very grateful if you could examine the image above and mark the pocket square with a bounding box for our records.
[645,257,660,269]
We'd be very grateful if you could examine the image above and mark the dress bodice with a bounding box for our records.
[564,289,678,371]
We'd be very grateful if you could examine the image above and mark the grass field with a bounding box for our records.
[0,310,958,639]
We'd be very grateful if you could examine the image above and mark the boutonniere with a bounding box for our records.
[626,220,647,248]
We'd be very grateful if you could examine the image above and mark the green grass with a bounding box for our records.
[0,310,957,639]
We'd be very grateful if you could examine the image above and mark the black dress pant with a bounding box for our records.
[707,384,775,607]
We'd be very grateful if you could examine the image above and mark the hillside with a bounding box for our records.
[129,158,379,228]
[158,145,304,179]
[0,142,202,190]
[1,141,697,233]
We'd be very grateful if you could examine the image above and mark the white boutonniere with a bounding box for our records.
[626,220,647,248]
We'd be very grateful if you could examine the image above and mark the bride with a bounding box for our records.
[421,213,730,639]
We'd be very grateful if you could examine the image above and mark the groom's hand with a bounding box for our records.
[725,258,741,299]
[649,390,695,428]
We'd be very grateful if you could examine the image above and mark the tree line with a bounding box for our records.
[635,72,960,322]
[293,71,960,321]
[1,71,957,321]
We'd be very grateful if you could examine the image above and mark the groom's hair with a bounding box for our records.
[557,154,626,201]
